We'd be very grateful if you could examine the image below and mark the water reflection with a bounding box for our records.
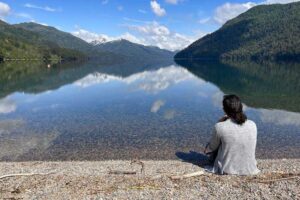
[176,60,300,112]
[0,59,299,161]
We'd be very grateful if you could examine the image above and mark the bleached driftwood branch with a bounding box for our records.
[169,171,205,180]
[0,172,56,180]
[109,170,137,175]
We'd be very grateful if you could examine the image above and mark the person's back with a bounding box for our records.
[206,94,260,175]
[212,119,260,175]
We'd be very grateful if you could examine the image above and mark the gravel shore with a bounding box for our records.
[0,159,299,199]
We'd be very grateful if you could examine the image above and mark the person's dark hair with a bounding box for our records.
[222,94,247,125]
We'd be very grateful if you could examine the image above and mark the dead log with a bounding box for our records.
[0,172,56,180]
[109,170,137,175]
[169,171,205,180]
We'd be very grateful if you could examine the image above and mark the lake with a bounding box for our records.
[0,60,299,161]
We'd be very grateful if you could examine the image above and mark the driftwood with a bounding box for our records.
[0,172,55,180]
[169,171,205,180]
[109,170,137,175]
[130,160,145,174]
[251,174,300,184]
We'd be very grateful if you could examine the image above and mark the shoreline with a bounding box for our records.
[0,159,299,199]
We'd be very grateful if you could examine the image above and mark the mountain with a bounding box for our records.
[0,20,86,61]
[93,39,175,61]
[15,22,106,57]
[175,2,300,61]
[15,23,175,61]
[90,39,107,46]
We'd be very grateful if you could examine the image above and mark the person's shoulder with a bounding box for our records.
[245,119,256,126]
[215,119,231,129]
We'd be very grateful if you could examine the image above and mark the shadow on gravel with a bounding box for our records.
[175,151,212,168]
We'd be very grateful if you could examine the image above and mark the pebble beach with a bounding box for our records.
[0,159,299,199]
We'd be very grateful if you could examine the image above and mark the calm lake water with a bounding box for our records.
[0,60,299,161]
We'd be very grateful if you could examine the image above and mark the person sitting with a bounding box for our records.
[205,94,260,175]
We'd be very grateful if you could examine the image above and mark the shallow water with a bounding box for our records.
[0,60,299,161]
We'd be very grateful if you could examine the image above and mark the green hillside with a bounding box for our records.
[15,23,98,56]
[175,2,300,61]
[0,20,86,61]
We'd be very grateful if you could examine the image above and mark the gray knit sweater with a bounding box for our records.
[208,119,260,175]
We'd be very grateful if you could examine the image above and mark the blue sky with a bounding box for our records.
[0,0,298,50]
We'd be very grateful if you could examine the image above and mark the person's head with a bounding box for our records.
[222,94,247,125]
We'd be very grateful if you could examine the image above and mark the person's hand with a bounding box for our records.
[218,115,229,122]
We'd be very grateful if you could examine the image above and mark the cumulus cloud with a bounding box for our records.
[151,100,165,113]
[214,2,256,24]
[75,65,198,93]
[0,2,10,19]
[72,28,143,44]
[72,28,112,43]
[0,97,17,114]
[198,17,211,24]
[264,0,300,3]
[150,1,166,17]
[24,3,61,12]
[125,21,205,50]
[213,0,300,25]
[73,21,206,51]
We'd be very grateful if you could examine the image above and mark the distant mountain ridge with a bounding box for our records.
[93,39,175,61]
[0,20,86,61]
[1,21,174,63]
[175,2,300,61]
[15,22,115,58]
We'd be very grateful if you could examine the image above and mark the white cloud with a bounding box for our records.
[73,21,206,51]
[72,28,111,43]
[213,0,300,25]
[198,17,211,24]
[0,2,10,19]
[0,97,16,114]
[214,2,256,24]
[264,0,300,3]
[151,100,165,113]
[150,1,166,17]
[24,3,61,12]
[125,21,206,50]
[127,22,170,36]
[72,28,143,44]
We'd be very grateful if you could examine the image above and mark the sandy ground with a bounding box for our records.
[0,159,299,200]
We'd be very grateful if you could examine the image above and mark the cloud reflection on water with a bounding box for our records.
[74,65,198,93]
[0,97,17,114]
[259,109,300,127]
[151,100,165,113]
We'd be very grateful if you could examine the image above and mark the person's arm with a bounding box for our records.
[205,126,221,153]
